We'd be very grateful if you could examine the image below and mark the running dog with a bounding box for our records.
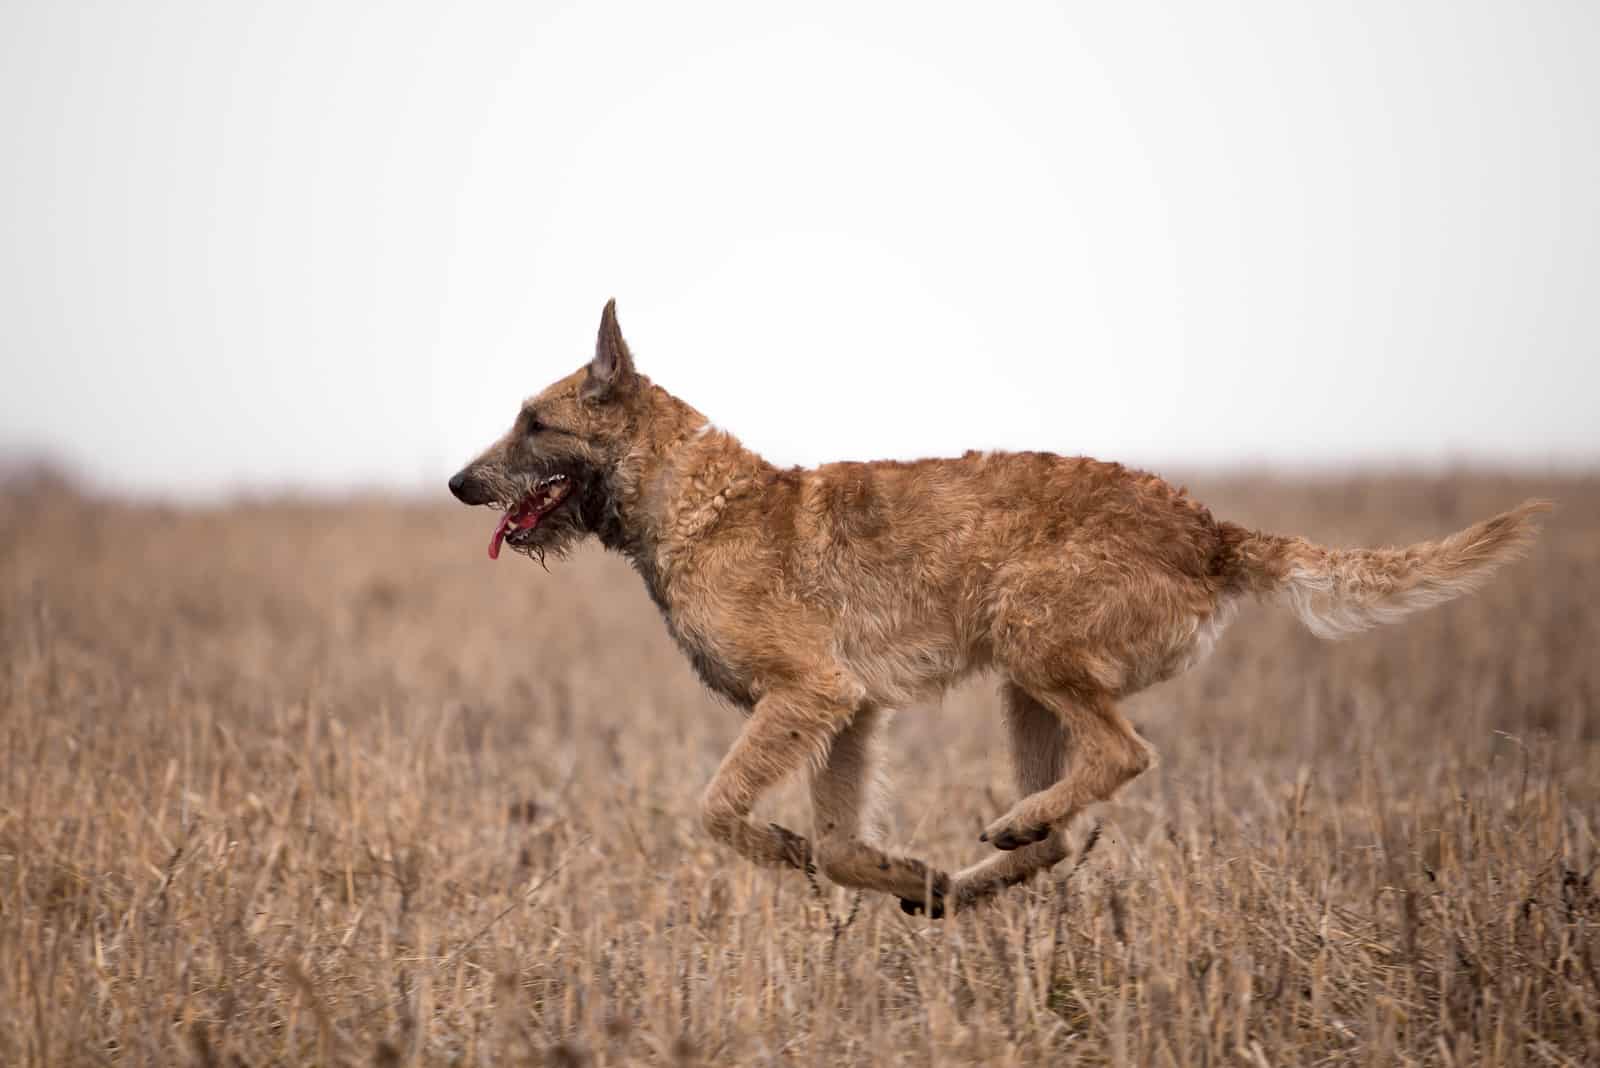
[449,301,1546,915]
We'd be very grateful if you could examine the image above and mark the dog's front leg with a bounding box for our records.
[700,687,851,873]
[812,709,951,915]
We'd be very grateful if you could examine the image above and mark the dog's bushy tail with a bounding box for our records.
[1220,500,1550,639]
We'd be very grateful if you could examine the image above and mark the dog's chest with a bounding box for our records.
[676,627,756,708]
[630,552,756,709]
[657,605,756,709]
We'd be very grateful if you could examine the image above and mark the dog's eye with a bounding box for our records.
[524,414,544,435]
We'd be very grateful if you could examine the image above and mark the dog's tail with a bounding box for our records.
[1219,500,1550,639]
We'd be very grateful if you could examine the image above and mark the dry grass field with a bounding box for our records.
[2,469,1597,1066]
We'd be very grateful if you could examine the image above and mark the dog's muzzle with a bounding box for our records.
[448,469,494,506]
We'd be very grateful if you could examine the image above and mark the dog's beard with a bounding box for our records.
[468,464,594,563]
[501,497,587,564]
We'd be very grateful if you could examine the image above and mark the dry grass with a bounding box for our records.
[2,470,1597,1066]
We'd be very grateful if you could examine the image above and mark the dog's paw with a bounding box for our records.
[898,885,947,919]
[979,817,1052,852]
[898,895,945,919]
[897,868,951,919]
[767,822,814,875]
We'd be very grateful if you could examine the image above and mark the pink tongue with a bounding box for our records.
[488,511,514,560]
[489,505,547,560]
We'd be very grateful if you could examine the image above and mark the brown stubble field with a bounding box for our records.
[1,470,1597,1066]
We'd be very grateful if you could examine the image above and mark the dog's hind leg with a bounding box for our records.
[700,687,855,875]
[809,707,951,915]
[978,686,1153,852]
[946,682,1071,910]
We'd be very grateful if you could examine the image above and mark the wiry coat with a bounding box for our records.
[450,302,1547,915]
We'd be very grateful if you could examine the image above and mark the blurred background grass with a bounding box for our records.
[1,469,1596,1065]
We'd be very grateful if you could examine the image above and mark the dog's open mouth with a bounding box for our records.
[488,475,573,560]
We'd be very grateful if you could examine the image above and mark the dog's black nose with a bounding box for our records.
[448,470,474,503]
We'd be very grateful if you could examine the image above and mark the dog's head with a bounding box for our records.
[449,299,651,562]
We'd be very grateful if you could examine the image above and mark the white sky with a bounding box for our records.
[2,1,1596,498]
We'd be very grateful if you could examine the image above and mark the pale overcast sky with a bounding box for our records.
[2,1,1596,498]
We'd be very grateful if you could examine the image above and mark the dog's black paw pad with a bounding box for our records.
[989,824,1051,852]
[899,894,946,919]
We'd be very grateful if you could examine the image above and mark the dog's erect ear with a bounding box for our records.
[581,298,636,403]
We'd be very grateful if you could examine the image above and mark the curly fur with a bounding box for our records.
[449,301,1549,914]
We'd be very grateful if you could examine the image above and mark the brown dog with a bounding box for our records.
[449,301,1547,915]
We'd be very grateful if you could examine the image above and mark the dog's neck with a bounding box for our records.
[598,384,772,606]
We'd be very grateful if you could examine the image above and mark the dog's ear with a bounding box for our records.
[581,298,636,403]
